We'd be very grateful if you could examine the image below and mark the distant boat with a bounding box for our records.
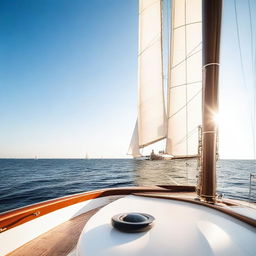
[85,153,89,159]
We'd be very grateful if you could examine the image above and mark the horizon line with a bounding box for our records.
[0,157,255,161]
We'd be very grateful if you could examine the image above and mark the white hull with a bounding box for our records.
[1,187,255,256]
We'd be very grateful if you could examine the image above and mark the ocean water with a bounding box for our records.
[0,159,255,213]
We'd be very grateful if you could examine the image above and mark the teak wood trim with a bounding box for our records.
[0,185,195,233]
[6,208,101,256]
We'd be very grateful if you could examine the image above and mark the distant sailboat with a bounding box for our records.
[129,0,202,160]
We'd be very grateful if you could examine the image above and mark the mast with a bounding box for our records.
[200,0,222,202]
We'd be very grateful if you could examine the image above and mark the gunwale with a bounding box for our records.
[0,185,194,233]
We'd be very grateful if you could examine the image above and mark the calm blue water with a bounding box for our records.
[0,159,255,213]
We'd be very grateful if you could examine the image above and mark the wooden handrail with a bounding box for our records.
[0,186,195,233]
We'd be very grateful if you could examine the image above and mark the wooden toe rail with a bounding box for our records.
[0,185,195,233]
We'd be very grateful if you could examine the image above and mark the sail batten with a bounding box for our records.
[137,0,167,148]
[166,0,202,157]
[139,136,166,148]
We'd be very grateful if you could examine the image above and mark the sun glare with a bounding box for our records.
[213,113,220,125]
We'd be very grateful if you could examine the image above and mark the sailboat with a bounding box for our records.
[128,0,202,160]
[0,0,255,255]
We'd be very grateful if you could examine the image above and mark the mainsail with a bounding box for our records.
[166,0,202,157]
[137,0,167,147]
[129,0,166,157]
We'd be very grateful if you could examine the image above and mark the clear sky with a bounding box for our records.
[0,0,255,159]
[219,0,255,159]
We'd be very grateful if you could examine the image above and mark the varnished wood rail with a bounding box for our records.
[0,185,195,233]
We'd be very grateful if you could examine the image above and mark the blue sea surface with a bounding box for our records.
[0,159,255,213]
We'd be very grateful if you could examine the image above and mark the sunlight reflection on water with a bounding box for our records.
[0,159,255,213]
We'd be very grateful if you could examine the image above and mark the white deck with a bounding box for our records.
[77,195,256,256]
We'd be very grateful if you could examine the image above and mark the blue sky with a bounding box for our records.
[0,0,255,159]
[219,0,256,159]
[0,0,138,158]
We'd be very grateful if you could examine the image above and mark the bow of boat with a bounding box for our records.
[0,186,255,256]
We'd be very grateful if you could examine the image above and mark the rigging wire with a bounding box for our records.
[166,0,170,89]
[234,0,256,160]
[163,0,171,151]
[165,0,171,126]
[234,0,247,89]
[248,0,256,162]
[248,0,254,70]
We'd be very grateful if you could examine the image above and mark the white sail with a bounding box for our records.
[128,121,141,158]
[137,0,166,147]
[166,0,202,156]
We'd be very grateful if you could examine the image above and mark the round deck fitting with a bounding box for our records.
[111,212,155,232]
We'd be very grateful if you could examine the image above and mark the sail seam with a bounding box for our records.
[173,21,201,30]
[138,34,161,57]
[139,0,159,15]
[139,136,166,148]
[167,89,201,119]
[173,126,199,147]
[170,80,201,89]
[172,48,201,70]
